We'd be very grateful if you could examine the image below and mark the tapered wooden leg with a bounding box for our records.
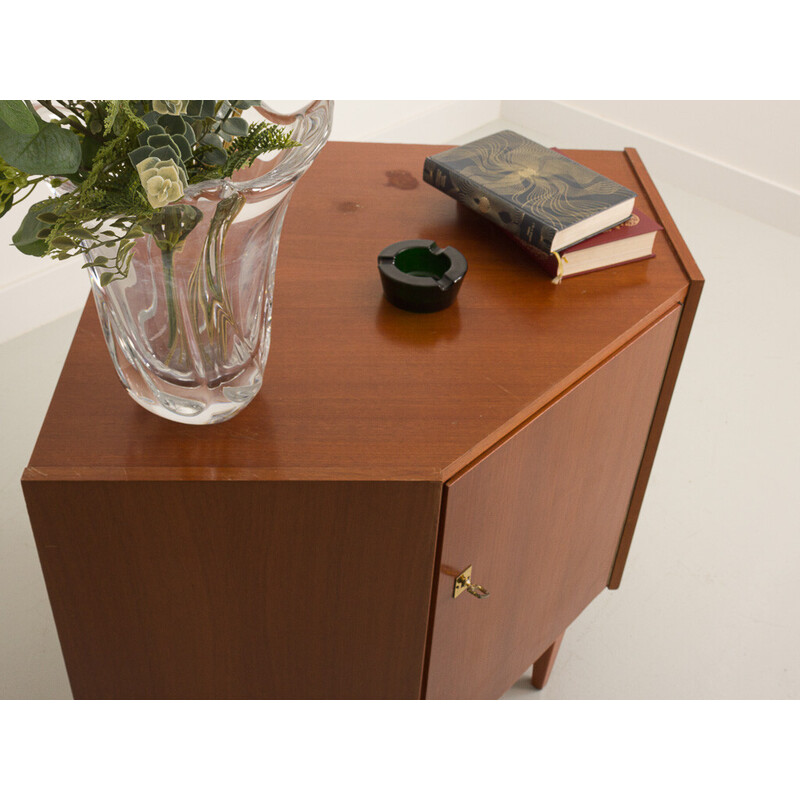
[531,633,565,690]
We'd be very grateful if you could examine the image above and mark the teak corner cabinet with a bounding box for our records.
[23,142,703,699]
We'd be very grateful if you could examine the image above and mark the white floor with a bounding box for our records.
[1,122,799,701]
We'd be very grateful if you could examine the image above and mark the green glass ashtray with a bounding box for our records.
[377,239,468,313]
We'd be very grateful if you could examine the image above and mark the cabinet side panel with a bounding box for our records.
[608,286,702,588]
[23,480,441,699]
[425,307,680,699]
[607,148,703,587]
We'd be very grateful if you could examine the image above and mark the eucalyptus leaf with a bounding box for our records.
[222,117,248,137]
[12,198,59,256]
[138,124,165,146]
[200,147,227,166]
[147,135,183,163]
[0,119,81,176]
[129,145,152,166]
[171,133,192,162]
[186,100,216,118]
[158,114,189,137]
[200,133,224,150]
[0,100,39,136]
[147,133,178,150]
[149,144,183,164]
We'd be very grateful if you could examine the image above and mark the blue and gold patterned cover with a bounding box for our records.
[423,130,636,253]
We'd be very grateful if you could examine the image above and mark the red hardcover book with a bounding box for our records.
[508,206,662,282]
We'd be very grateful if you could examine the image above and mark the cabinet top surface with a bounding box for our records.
[27,141,697,483]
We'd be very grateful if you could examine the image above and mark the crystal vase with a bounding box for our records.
[85,100,332,424]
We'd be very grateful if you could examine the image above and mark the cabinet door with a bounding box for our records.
[424,306,681,699]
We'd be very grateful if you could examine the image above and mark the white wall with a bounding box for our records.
[0,182,89,345]
[501,100,800,236]
[559,101,800,191]
[1,100,797,344]
[330,100,501,144]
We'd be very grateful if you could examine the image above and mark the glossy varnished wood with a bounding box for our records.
[531,633,564,690]
[607,149,705,588]
[23,143,702,699]
[26,142,690,484]
[424,307,681,699]
[25,479,441,699]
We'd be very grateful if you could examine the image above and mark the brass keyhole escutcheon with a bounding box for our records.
[453,565,490,599]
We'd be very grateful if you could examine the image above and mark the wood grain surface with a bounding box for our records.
[24,479,441,699]
[607,149,705,588]
[23,143,702,699]
[424,306,681,699]
[531,633,565,690]
[25,143,691,485]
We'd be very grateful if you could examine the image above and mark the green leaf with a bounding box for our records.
[103,100,122,136]
[171,133,192,162]
[12,199,59,256]
[200,147,226,166]
[50,235,76,248]
[221,117,248,137]
[149,144,183,164]
[81,132,101,171]
[0,119,82,176]
[200,132,224,150]
[129,145,152,166]
[0,193,13,219]
[158,114,187,136]
[0,100,39,136]
[99,271,115,286]
[147,133,178,152]
[138,124,165,146]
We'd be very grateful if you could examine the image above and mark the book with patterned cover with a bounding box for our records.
[423,130,637,253]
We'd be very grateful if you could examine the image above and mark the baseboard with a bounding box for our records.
[501,100,800,237]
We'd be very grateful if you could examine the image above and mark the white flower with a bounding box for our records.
[136,157,186,209]
[152,100,189,115]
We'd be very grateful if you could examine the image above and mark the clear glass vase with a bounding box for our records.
[86,100,332,424]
